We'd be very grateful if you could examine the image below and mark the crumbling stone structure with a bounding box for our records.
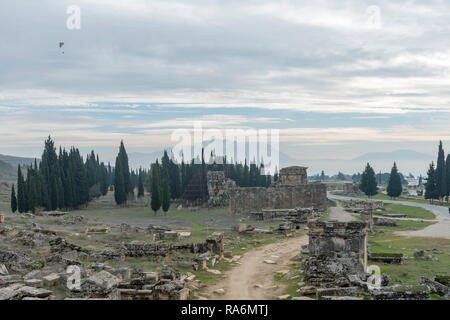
[206,171,236,207]
[360,211,374,231]
[123,232,224,258]
[230,183,327,214]
[279,166,308,185]
[342,199,383,211]
[303,221,368,287]
[230,166,326,214]
[343,183,362,195]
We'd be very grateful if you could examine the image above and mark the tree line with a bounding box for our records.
[354,141,450,202]
[11,136,112,213]
[356,162,403,199]
[10,138,277,214]
[145,150,274,215]
[424,141,450,203]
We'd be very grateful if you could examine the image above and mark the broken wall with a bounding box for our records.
[303,221,368,287]
[229,183,327,214]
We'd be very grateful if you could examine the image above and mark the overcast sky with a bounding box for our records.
[1,0,449,173]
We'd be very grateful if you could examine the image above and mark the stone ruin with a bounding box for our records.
[303,221,368,287]
[279,166,308,185]
[251,207,318,222]
[230,166,327,214]
[0,230,225,300]
[122,232,224,258]
[342,200,400,229]
[300,220,433,300]
[206,171,236,207]
[420,275,450,298]
[342,183,362,195]
[342,199,383,212]
[251,207,320,234]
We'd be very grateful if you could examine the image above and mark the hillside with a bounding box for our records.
[352,150,433,162]
[0,154,36,168]
[0,159,15,182]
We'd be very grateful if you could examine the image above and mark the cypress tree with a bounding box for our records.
[425,162,438,203]
[181,159,187,194]
[114,154,125,205]
[17,166,26,213]
[161,171,170,215]
[100,162,108,196]
[16,137,107,212]
[169,159,181,199]
[387,162,402,199]
[26,167,36,213]
[243,160,249,187]
[114,141,133,205]
[11,184,17,213]
[359,163,378,198]
[446,154,450,203]
[144,170,152,193]
[137,170,144,198]
[120,141,133,198]
[436,141,447,202]
[151,161,161,215]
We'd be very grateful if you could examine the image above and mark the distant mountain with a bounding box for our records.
[292,150,434,176]
[0,159,15,182]
[0,154,37,183]
[0,154,36,168]
[120,138,300,172]
[353,150,433,162]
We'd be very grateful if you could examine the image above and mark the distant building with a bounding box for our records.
[405,177,419,186]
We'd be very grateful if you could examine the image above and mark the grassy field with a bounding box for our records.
[67,192,281,243]
[382,203,436,220]
[368,220,450,286]
[347,193,450,208]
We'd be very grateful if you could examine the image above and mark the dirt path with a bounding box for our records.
[328,205,357,222]
[204,235,307,300]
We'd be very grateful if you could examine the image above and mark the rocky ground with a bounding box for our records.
[0,193,294,300]
[1,192,449,300]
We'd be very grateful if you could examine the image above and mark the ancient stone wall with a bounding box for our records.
[303,221,368,287]
[279,166,308,185]
[229,183,327,214]
[343,183,361,195]
[206,171,236,207]
[123,233,224,258]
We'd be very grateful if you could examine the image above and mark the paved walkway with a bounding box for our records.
[328,194,450,239]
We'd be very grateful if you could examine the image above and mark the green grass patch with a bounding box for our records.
[382,203,436,220]
[368,223,450,286]
[349,193,450,207]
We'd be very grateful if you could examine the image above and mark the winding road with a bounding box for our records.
[328,194,450,239]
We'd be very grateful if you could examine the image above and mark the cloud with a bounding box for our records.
[1,0,450,161]
[1,0,450,114]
